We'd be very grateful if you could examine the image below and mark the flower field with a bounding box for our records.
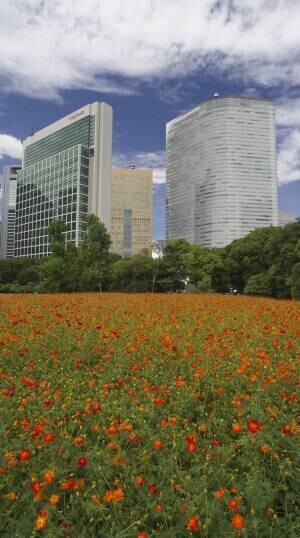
[0,293,299,537]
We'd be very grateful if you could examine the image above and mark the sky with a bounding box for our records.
[0,0,300,240]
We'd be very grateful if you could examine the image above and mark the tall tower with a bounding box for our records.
[15,102,112,258]
[166,96,278,248]
[111,167,152,256]
[0,165,21,258]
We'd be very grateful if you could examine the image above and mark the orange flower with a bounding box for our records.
[91,494,101,505]
[231,513,245,531]
[137,532,149,538]
[231,423,241,434]
[107,425,118,436]
[103,487,124,503]
[49,494,60,505]
[135,475,145,487]
[152,439,164,450]
[44,469,56,484]
[73,436,84,446]
[186,515,201,532]
[60,478,85,491]
[5,491,18,501]
[198,423,207,433]
[35,509,47,531]
[228,499,239,510]
[214,487,226,500]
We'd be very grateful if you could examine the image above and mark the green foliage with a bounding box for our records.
[78,214,112,291]
[2,218,300,298]
[290,262,300,300]
[110,254,155,292]
[244,271,274,296]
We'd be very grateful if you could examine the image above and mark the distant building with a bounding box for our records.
[166,95,278,248]
[111,167,152,256]
[0,165,22,259]
[15,102,112,258]
[278,211,297,227]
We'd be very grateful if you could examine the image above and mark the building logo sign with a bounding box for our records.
[69,110,85,121]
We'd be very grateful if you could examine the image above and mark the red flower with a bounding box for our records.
[186,515,201,532]
[77,456,88,468]
[281,425,293,436]
[43,399,54,408]
[148,483,158,495]
[128,434,142,445]
[153,397,166,406]
[19,449,31,460]
[43,432,55,443]
[186,434,197,444]
[211,439,222,447]
[32,481,42,494]
[247,420,260,434]
[186,442,198,452]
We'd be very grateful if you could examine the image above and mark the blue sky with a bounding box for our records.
[0,0,300,240]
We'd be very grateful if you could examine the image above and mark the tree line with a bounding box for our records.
[0,215,299,299]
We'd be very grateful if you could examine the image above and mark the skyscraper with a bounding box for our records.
[166,96,278,248]
[111,167,152,256]
[14,102,112,258]
[0,165,21,259]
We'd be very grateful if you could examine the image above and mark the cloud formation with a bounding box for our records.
[0,134,23,160]
[0,1,299,99]
[277,130,300,186]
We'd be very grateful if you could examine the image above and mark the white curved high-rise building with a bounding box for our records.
[166,96,278,248]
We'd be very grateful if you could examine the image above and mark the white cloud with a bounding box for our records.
[113,150,166,183]
[0,134,23,160]
[0,1,299,99]
[276,98,300,127]
[277,129,300,185]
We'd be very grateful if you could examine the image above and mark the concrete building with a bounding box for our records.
[111,167,152,256]
[15,102,112,258]
[0,165,22,258]
[278,211,297,227]
[166,96,278,248]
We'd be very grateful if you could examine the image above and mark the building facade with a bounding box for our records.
[15,102,112,258]
[111,167,152,256]
[0,165,22,258]
[166,96,278,248]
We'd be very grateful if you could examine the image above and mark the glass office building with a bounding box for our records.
[166,96,278,248]
[0,165,21,258]
[15,102,112,257]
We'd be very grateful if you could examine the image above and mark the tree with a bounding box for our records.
[110,255,155,292]
[158,239,192,291]
[291,263,300,300]
[188,245,222,292]
[41,219,80,291]
[78,214,112,291]
[244,271,274,296]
